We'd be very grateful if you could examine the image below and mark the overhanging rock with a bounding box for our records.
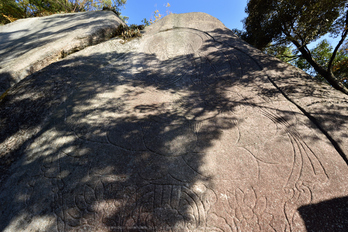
[0,10,124,95]
[0,12,348,231]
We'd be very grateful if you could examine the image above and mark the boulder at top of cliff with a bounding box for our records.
[0,12,348,232]
[0,10,124,94]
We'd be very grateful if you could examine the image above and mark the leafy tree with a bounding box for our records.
[243,0,348,94]
[332,57,348,86]
[332,41,348,86]
[264,44,297,64]
[0,0,26,23]
[69,0,127,12]
[231,28,248,40]
[296,40,333,78]
[295,39,348,86]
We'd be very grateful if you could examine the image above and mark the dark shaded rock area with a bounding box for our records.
[0,12,347,231]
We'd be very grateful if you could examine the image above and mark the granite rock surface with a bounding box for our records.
[0,10,124,94]
[0,12,348,231]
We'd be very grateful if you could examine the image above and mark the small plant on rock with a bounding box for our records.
[115,24,143,43]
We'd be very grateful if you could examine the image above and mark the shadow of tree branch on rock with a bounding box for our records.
[0,24,347,231]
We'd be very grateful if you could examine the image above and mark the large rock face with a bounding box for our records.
[0,10,124,94]
[0,12,348,231]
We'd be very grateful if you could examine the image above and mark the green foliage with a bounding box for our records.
[296,40,334,80]
[244,0,346,50]
[264,44,297,64]
[296,40,348,86]
[334,40,348,81]
[243,0,348,94]
[332,56,348,86]
[0,0,127,24]
[0,0,26,24]
[231,28,247,40]
[141,18,150,27]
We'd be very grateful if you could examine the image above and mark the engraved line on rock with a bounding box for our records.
[181,155,210,178]
[182,186,205,227]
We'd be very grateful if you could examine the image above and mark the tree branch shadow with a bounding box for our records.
[0,25,347,231]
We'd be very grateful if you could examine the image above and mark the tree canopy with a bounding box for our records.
[243,0,348,94]
[0,0,127,24]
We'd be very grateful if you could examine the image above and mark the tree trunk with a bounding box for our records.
[292,40,348,95]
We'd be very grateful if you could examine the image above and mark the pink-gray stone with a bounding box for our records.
[0,12,347,231]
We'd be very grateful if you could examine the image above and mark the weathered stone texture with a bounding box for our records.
[0,10,124,94]
[0,12,347,231]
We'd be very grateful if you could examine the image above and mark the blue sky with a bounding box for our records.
[121,0,248,30]
[121,0,339,49]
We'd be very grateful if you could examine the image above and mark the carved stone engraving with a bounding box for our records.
[1,12,348,232]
